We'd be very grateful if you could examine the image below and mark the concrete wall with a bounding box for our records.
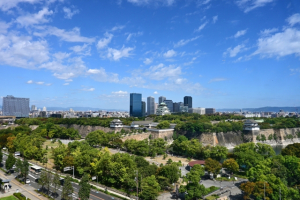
[121,129,174,144]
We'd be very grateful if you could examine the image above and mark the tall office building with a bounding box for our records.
[31,105,37,111]
[130,93,142,117]
[2,95,30,117]
[147,96,155,115]
[164,100,173,113]
[173,102,183,113]
[184,96,192,108]
[205,108,216,114]
[142,101,146,117]
[159,96,166,104]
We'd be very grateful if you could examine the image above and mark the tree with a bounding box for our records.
[86,131,101,147]
[190,164,205,177]
[38,171,48,191]
[240,181,256,200]
[166,158,173,165]
[139,175,161,200]
[45,171,52,195]
[79,173,91,200]
[62,175,74,200]
[52,173,61,198]
[156,121,170,129]
[5,153,16,171]
[282,143,300,158]
[205,158,221,176]
[222,158,239,173]
[21,159,30,182]
[158,164,180,184]
[210,145,228,161]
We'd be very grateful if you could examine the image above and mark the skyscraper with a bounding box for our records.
[130,93,142,117]
[2,95,30,117]
[173,102,183,113]
[184,96,192,108]
[164,100,173,113]
[142,101,146,117]
[147,96,155,115]
[159,96,166,104]
[31,105,37,111]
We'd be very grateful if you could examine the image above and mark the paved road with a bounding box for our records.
[1,153,120,200]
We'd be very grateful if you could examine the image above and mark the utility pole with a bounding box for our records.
[279,187,281,200]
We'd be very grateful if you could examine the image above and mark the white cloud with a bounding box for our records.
[0,34,49,69]
[111,25,125,31]
[0,0,41,11]
[69,44,90,55]
[224,44,246,57]
[126,31,143,41]
[97,32,113,49]
[290,68,300,75]
[107,46,134,61]
[236,0,274,13]
[45,83,52,86]
[195,22,208,32]
[287,13,300,26]
[144,63,181,80]
[143,58,153,65]
[0,21,10,34]
[112,91,128,97]
[27,80,33,84]
[234,29,247,38]
[63,83,69,85]
[163,49,176,58]
[127,0,175,6]
[212,15,218,24]
[53,52,70,60]
[65,79,73,82]
[63,7,79,19]
[201,0,211,5]
[174,36,199,48]
[16,8,53,27]
[253,28,300,57]
[36,81,44,85]
[34,26,95,43]
[260,28,278,36]
[87,68,119,82]
[154,91,158,94]
[82,88,95,92]
[209,78,227,83]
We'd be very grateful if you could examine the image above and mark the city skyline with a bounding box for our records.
[0,0,299,110]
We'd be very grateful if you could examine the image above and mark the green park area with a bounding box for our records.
[0,196,18,200]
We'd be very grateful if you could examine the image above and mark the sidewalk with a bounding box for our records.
[0,170,47,200]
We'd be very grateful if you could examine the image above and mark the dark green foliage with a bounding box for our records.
[158,164,180,184]
[156,121,170,129]
[52,173,60,197]
[260,117,300,129]
[0,150,2,164]
[79,173,91,200]
[5,153,16,170]
[14,193,31,200]
[282,143,300,158]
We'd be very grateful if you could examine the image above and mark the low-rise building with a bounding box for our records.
[110,119,124,128]
[156,102,171,116]
[243,119,260,131]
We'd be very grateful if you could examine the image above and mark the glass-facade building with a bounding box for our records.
[130,93,142,117]
[2,95,30,117]
[184,96,192,109]
[142,101,146,117]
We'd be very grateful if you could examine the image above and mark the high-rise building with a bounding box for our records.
[31,105,37,111]
[142,101,146,117]
[2,95,30,117]
[43,106,47,111]
[159,96,166,104]
[173,102,183,113]
[189,107,205,115]
[184,96,192,108]
[205,108,216,114]
[147,96,155,115]
[130,93,142,117]
[163,100,173,113]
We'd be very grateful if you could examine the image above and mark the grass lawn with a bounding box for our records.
[0,196,18,200]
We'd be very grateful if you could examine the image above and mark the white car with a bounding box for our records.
[25,178,30,184]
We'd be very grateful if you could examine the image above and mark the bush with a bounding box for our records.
[13,193,31,200]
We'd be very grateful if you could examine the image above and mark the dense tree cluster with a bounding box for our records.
[16,117,144,127]
[259,117,300,129]
[171,135,228,160]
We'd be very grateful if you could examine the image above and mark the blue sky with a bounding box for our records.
[0,0,299,110]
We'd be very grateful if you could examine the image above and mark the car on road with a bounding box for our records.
[25,178,30,184]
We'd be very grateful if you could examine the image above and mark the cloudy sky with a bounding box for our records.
[0,0,299,110]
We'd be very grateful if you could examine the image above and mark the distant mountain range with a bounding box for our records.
[0,106,299,113]
[216,107,300,113]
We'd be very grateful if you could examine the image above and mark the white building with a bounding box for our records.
[156,102,171,116]
[43,106,47,111]
[243,119,260,131]
[188,107,205,115]
[110,119,124,128]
